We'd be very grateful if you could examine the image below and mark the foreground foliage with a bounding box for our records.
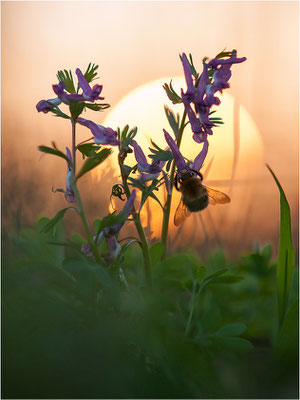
[2,218,298,399]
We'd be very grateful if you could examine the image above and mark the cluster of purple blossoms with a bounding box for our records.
[180,50,246,144]
[81,190,136,262]
[36,68,119,146]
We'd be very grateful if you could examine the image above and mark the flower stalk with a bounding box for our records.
[161,108,187,257]
[118,151,152,288]
[71,119,104,265]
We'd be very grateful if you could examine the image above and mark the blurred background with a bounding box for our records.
[2,1,299,258]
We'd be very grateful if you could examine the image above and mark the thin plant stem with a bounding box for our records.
[184,282,205,338]
[184,281,197,337]
[118,152,152,288]
[71,120,104,265]
[161,108,187,257]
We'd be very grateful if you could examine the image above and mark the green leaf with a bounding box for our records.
[84,102,110,111]
[139,178,164,211]
[163,80,182,104]
[50,106,70,120]
[38,145,69,163]
[194,265,206,284]
[214,323,247,337]
[266,164,295,326]
[63,257,113,289]
[150,242,165,266]
[128,177,162,208]
[187,53,199,79]
[275,299,299,358]
[57,69,76,93]
[40,208,71,233]
[95,212,128,238]
[202,268,228,285]
[164,105,180,137]
[69,100,85,121]
[215,49,236,59]
[148,140,173,163]
[76,148,112,180]
[118,125,138,147]
[83,63,99,83]
[211,336,253,353]
[77,143,100,157]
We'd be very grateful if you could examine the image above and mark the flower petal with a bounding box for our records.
[181,90,203,135]
[130,140,148,169]
[180,53,195,100]
[75,68,104,101]
[36,98,62,113]
[108,190,136,234]
[66,147,72,170]
[163,129,187,172]
[191,140,209,171]
[77,117,119,146]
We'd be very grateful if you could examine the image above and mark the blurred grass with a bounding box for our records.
[2,216,298,399]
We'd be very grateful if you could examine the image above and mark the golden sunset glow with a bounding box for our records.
[2,1,298,253]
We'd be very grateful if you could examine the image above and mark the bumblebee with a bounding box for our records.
[174,169,230,226]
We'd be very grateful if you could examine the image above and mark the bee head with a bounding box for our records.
[174,168,203,191]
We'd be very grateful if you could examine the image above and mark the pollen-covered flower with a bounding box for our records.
[81,190,136,262]
[130,140,164,182]
[77,117,119,146]
[163,129,208,177]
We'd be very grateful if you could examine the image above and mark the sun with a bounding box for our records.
[99,77,264,246]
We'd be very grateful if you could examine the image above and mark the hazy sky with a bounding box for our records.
[2,1,299,255]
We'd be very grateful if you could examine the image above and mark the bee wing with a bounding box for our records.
[174,198,191,226]
[206,186,231,205]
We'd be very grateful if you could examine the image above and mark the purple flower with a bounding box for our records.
[206,52,247,106]
[181,90,203,135]
[36,98,62,113]
[179,50,246,142]
[81,242,93,257]
[130,140,164,182]
[180,53,195,101]
[64,147,76,203]
[163,129,208,176]
[81,190,136,262]
[106,190,136,234]
[75,68,104,102]
[52,81,85,105]
[77,117,119,146]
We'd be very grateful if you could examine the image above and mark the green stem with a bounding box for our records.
[184,281,197,337]
[118,152,152,287]
[161,108,187,258]
[184,282,204,338]
[71,120,104,265]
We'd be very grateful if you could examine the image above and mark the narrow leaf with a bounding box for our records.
[38,145,69,162]
[76,148,112,180]
[40,208,70,233]
[266,164,295,326]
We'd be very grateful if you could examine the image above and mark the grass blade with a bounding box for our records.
[266,164,295,327]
